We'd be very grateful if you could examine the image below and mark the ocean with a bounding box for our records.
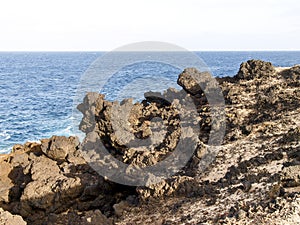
[1,51,300,153]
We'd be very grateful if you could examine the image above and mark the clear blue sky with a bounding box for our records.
[1,0,300,51]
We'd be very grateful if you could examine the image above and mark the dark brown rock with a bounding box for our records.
[236,59,275,80]
[177,68,212,95]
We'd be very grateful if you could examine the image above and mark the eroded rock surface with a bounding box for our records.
[0,60,300,224]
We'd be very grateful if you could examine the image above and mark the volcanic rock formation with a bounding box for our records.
[0,60,300,224]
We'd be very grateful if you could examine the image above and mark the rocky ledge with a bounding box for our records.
[0,60,300,224]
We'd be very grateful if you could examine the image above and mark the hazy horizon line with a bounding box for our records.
[1,49,300,52]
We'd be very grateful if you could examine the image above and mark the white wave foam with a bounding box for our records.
[0,130,11,141]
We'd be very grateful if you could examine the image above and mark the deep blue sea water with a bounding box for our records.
[1,51,300,153]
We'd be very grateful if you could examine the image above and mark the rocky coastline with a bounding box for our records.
[0,60,300,224]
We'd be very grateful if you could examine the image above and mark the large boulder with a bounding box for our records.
[20,156,83,220]
[177,68,212,95]
[236,59,275,79]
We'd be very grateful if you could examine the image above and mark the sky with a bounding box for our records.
[0,0,300,51]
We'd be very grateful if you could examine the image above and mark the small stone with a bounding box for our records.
[236,209,247,220]
[113,201,129,217]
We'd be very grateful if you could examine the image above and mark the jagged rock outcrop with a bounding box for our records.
[236,59,276,80]
[0,139,126,224]
[0,59,299,224]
